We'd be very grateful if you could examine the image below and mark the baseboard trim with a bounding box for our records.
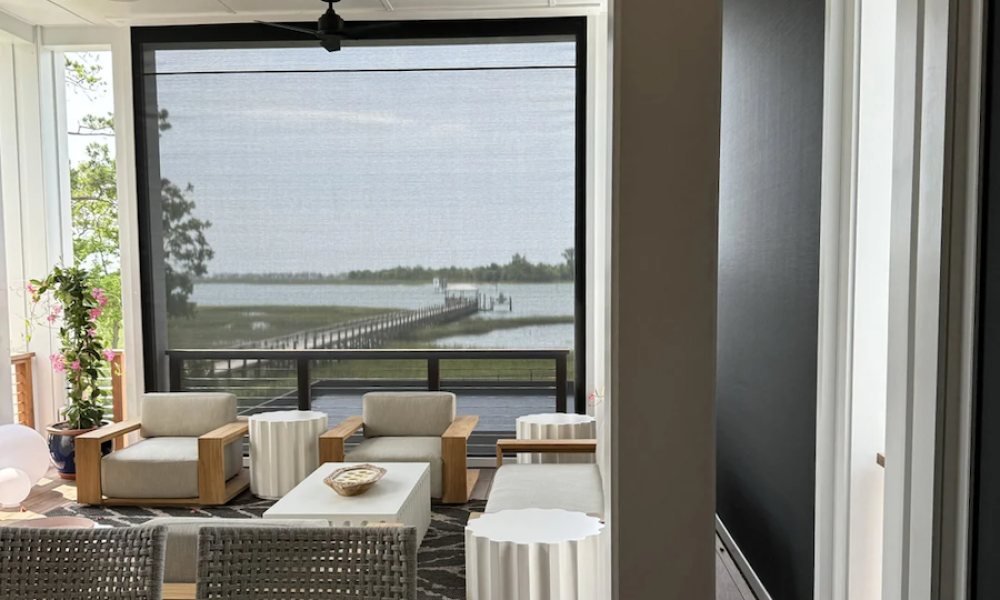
[716,515,773,600]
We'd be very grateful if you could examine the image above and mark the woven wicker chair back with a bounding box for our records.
[0,525,167,600]
[197,526,418,600]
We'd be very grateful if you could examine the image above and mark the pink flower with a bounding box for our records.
[26,284,36,295]
[51,305,62,315]
[98,296,108,308]
[70,361,81,371]
[90,288,104,299]
[103,349,115,362]
[88,329,98,338]
[49,353,65,373]
[89,308,102,321]
[46,314,57,323]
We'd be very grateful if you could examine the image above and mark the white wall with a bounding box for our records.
[0,31,74,431]
[848,1,896,597]
[0,42,14,424]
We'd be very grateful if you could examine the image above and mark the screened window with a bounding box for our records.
[134,21,585,426]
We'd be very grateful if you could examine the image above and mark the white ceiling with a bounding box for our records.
[0,0,604,27]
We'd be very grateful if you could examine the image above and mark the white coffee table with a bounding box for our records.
[249,410,329,500]
[263,462,431,545]
[466,508,604,600]
[516,413,597,463]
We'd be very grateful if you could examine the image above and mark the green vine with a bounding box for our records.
[29,265,114,430]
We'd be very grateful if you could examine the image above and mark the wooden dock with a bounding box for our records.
[238,298,478,351]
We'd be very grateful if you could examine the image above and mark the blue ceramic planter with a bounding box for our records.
[46,423,111,480]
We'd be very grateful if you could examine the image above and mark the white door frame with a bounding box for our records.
[817,1,985,599]
[815,0,860,598]
[881,0,983,598]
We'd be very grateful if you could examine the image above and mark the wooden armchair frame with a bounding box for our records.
[76,418,250,506]
[320,415,480,504]
[495,438,598,468]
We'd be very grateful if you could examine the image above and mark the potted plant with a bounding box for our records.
[29,265,116,479]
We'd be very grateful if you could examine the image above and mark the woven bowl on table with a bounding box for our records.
[324,464,387,497]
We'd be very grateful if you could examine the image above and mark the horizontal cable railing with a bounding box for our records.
[11,353,35,428]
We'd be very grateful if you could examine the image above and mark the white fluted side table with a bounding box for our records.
[466,509,603,600]
[516,413,597,463]
[249,410,328,500]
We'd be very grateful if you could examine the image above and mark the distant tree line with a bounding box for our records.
[199,250,576,284]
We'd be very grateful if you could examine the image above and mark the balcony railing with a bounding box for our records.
[166,348,576,413]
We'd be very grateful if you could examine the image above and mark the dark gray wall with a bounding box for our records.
[717,1,825,599]
[972,4,1000,598]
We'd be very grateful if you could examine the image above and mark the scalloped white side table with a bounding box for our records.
[515,413,597,463]
[249,410,328,500]
[465,509,603,600]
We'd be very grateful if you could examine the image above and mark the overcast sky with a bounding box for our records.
[67,42,577,276]
[154,42,577,275]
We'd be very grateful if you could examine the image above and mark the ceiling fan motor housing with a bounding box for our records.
[319,6,346,35]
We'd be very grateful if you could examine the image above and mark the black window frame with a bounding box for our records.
[131,17,588,412]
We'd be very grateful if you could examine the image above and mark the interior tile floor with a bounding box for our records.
[2,467,756,599]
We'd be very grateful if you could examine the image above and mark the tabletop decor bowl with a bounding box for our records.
[324,464,387,497]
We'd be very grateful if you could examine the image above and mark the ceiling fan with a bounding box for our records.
[255,0,396,52]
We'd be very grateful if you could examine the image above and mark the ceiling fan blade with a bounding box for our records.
[254,21,320,36]
[341,22,401,39]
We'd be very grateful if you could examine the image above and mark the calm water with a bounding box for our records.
[191,281,575,349]
[192,282,573,316]
[434,324,574,350]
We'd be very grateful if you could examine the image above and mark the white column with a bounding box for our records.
[611,1,721,599]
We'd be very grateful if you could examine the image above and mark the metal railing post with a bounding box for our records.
[297,357,311,410]
[169,356,182,392]
[428,358,441,391]
[555,355,568,413]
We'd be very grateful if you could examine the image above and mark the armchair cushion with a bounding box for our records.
[101,437,242,499]
[362,392,455,438]
[486,464,604,516]
[140,393,237,439]
[346,436,443,498]
[142,517,329,582]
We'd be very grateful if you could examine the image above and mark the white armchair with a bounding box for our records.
[76,393,249,506]
[320,392,478,504]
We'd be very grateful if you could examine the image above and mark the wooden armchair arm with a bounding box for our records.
[198,421,249,505]
[199,421,249,445]
[441,416,479,504]
[77,419,142,443]
[319,416,363,463]
[496,439,597,468]
[443,415,479,439]
[322,415,364,440]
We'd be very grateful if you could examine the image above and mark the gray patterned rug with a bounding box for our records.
[45,490,484,600]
